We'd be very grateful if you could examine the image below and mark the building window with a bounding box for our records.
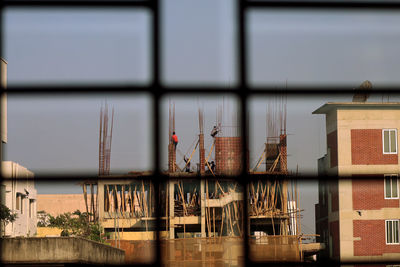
[16,193,23,212]
[383,129,397,154]
[15,194,20,210]
[385,174,399,199]
[386,220,399,244]
[21,196,24,214]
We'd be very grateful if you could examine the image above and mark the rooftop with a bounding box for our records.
[313,102,400,114]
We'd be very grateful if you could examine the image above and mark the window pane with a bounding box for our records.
[4,8,151,86]
[384,131,390,153]
[161,95,240,173]
[248,10,400,88]
[388,221,393,243]
[390,130,397,153]
[392,177,398,198]
[5,94,153,175]
[385,177,392,198]
[395,221,399,243]
[162,0,236,86]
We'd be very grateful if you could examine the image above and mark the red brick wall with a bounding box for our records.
[351,129,398,165]
[327,131,338,168]
[353,178,399,210]
[215,137,242,175]
[354,220,400,256]
[330,220,340,258]
[329,181,339,212]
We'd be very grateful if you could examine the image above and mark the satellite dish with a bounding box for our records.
[352,80,372,102]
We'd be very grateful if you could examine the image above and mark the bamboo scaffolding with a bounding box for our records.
[182,140,199,171]
[177,181,187,216]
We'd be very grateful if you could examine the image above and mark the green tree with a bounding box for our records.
[46,210,108,243]
[0,204,17,237]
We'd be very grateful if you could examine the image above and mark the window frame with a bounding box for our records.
[382,129,398,155]
[2,0,400,266]
[384,174,399,199]
[385,219,400,245]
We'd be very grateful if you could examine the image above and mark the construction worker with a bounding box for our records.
[210,126,219,137]
[171,132,178,150]
[208,161,216,173]
[183,156,191,173]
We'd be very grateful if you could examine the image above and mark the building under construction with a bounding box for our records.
[82,100,320,265]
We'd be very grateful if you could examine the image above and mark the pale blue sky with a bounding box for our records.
[3,0,400,233]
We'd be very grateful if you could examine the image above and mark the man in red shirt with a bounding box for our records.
[171,132,178,150]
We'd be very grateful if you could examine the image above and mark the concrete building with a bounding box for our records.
[314,102,400,262]
[1,161,37,237]
[1,58,7,161]
[1,59,37,237]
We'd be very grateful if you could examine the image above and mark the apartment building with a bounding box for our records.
[1,161,37,237]
[314,102,400,262]
[1,59,37,237]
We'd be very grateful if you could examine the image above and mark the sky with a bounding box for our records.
[3,0,400,233]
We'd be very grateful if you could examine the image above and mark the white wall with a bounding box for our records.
[1,161,37,237]
[1,58,7,144]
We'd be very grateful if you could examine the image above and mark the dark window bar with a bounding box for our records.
[1,0,400,266]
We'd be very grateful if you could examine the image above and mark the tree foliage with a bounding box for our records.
[45,210,108,243]
[0,204,17,224]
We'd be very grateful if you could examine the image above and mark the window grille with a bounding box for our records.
[2,0,400,266]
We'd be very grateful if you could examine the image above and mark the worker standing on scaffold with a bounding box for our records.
[210,126,219,137]
[171,131,178,150]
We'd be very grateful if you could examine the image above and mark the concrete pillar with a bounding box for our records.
[282,180,290,235]
[200,179,206,238]
[168,144,176,173]
[246,185,251,236]
[199,134,205,175]
[279,134,287,173]
[98,181,105,221]
[169,180,175,239]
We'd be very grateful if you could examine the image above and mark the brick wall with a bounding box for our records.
[353,178,399,210]
[330,220,340,258]
[327,131,338,168]
[215,137,242,175]
[354,220,400,256]
[168,143,176,172]
[351,129,398,165]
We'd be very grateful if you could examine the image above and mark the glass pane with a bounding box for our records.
[388,221,393,243]
[390,130,397,153]
[4,8,151,86]
[248,10,400,88]
[5,94,153,175]
[160,95,240,174]
[395,221,399,243]
[385,177,392,198]
[392,177,398,198]
[36,179,156,264]
[160,179,244,266]
[384,131,390,153]
[162,0,236,86]
[249,94,352,176]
